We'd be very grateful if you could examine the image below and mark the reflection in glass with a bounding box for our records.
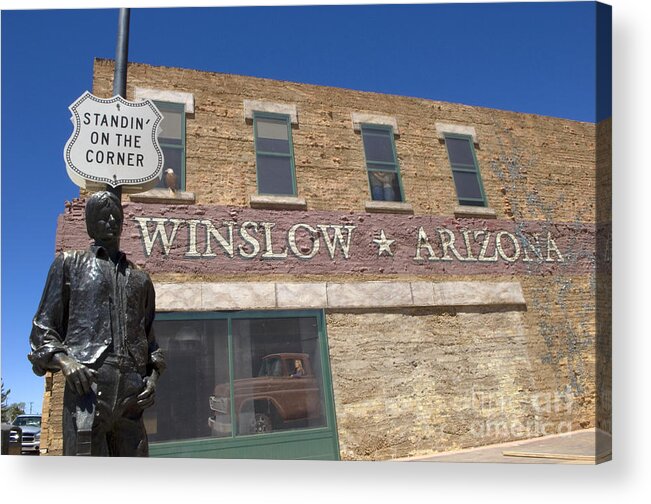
[254,115,294,195]
[445,135,486,206]
[362,128,394,163]
[159,109,183,142]
[257,155,294,195]
[227,317,326,436]
[257,118,289,141]
[445,137,475,165]
[452,170,483,200]
[144,320,228,443]
[147,315,327,443]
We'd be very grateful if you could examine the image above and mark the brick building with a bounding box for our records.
[40,58,611,461]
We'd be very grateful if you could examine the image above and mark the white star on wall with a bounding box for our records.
[373,229,396,257]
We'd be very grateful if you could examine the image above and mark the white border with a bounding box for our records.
[2,1,649,504]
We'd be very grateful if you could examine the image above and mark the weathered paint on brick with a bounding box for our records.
[56,201,595,277]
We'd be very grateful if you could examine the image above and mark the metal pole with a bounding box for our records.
[113,8,130,99]
[108,8,130,199]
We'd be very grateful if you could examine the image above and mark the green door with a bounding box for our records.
[144,310,340,460]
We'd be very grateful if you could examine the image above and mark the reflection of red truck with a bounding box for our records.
[208,353,323,435]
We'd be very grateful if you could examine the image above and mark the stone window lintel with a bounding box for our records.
[244,100,298,125]
[436,122,478,144]
[352,112,399,135]
[134,87,195,114]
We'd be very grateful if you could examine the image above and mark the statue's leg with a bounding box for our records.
[62,381,109,456]
[62,384,78,456]
[111,368,150,457]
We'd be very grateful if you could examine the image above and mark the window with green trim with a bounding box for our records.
[144,312,329,444]
[443,134,487,207]
[361,124,404,202]
[253,112,296,196]
[154,100,185,190]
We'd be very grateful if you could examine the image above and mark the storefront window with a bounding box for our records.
[231,317,326,436]
[145,313,327,445]
[144,319,228,443]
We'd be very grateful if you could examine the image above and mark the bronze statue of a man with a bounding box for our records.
[29,191,165,456]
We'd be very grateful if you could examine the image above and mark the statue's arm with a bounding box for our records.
[28,253,70,376]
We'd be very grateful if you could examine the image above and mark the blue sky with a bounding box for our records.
[1,2,609,413]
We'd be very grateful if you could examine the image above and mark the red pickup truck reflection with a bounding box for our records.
[208,353,323,435]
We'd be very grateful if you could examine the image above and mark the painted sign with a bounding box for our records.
[133,217,564,264]
[57,202,597,277]
[64,91,164,192]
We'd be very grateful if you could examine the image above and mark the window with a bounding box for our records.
[144,318,228,442]
[230,317,326,436]
[254,112,296,196]
[444,133,487,207]
[154,100,185,190]
[144,311,337,452]
[361,124,403,202]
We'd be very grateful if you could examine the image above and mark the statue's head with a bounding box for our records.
[85,191,123,246]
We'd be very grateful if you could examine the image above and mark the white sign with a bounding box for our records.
[64,91,164,191]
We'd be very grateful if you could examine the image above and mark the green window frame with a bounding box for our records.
[443,133,487,207]
[361,123,405,202]
[154,100,186,191]
[147,309,340,461]
[253,112,297,196]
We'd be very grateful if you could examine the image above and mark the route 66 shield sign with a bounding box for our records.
[64,91,164,192]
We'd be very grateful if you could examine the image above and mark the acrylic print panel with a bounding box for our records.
[6,1,610,464]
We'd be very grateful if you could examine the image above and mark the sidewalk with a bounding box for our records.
[400,428,611,464]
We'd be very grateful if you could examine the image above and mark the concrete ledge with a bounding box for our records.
[454,205,497,219]
[130,188,196,205]
[134,88,195,114]
[155,281,525,311]
[436,123,478,143]
[352,112,399,135]
[250,194,307,211]
[244,100,298,124]
[156,283,202,311]
[433,281,525,306]
[276,282,327,309]
[202,282,277,310]
[327,282,413,308]
[365,200,414,214]
[410,282,435,306]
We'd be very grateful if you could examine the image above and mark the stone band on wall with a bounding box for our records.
[154,280,526,311]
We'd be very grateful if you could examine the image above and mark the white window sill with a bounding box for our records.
[454,205,496,219]
[249,194,307,210]
[129,188,196,205]
[365,200,414,214]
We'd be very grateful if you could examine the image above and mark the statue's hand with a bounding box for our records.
[137,376,156,409]
[54,354,98,396]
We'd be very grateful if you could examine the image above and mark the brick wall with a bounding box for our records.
[92,58,596,222]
